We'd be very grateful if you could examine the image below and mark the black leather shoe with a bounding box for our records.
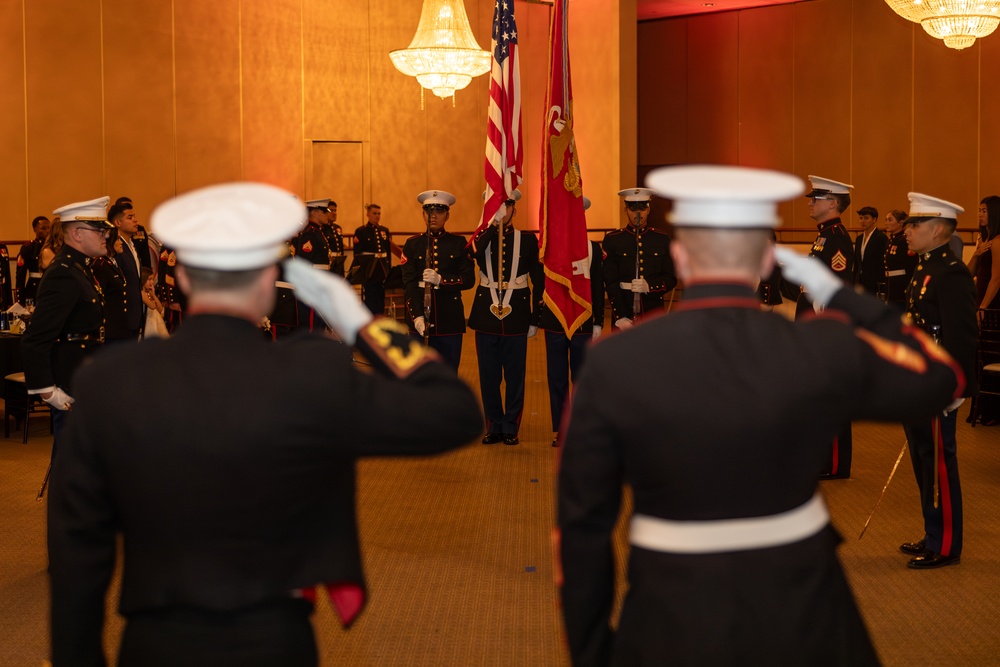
[899,540,927,556]
[503,435,520,446]
[907,553,960,569]
[482,433,502,444]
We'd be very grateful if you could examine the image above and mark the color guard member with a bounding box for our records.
[47,182,483,666]
[469,189,543,445]
[800,175,856,479]
[898,193,978,569]
[557,165,962,666]
[602,188,676,330]
[537,196,604,447]
[401,190,475,370]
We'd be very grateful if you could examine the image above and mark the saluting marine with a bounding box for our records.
[899,193,978,569]
[291,199,336,331]
[400,190,475,371]
[602,188,677,330]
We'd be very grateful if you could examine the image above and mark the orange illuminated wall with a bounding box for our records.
[638,0,1000,236]
[0,0,635,242]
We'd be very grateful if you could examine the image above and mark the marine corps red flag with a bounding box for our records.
[539,0,591,336]
[474,0,523,238]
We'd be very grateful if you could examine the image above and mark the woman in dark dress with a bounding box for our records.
[968,196,1000,424]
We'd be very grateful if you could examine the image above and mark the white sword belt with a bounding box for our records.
[480,273,529,289]
[629,492,829,554]
[28,272,43,279]
[619,282,644,291]
[357,252,388,258]
[312,264,331,270]
[885,270,907,277]
[275,281,294,290]
[330,252,345,258]
[417,282,440,289]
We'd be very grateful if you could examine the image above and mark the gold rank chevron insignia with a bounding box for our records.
[357,318,438,378]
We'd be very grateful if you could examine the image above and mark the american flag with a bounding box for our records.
[477,0,522,236]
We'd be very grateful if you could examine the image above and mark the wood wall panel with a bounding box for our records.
[0,0,28,238]
[241,0,304,194]
[102,0,174,222]
[850,0,913,225]
[303,0,370,143]
[686,13,738,166]
[790,0,852,227]
[637,19,686,167]
[738,6,793,170]
[366,0,427,235]
[913,29,978,214]
[173,0,242,193]
[24,0,104,215]
[979,33,1000,198]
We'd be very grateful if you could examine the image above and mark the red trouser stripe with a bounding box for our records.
[935,416,954,556]
[830,436,839,475]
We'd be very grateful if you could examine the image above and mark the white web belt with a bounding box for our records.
[629,492,829,554]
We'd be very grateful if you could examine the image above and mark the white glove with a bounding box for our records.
[283,257,373,344]
[592,325,602,340]
[422,268,442,286]
[944,397,965,415]
[528,325,538,338]
[773,246,842,309]
[414,316,427,336]
[493,204,508,224]
[42,387,74,411]
[631,278,650,294]
[615,318,633,330]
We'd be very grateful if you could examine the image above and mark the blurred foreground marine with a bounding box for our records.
[557,165,963,666]
[47,183,483,666]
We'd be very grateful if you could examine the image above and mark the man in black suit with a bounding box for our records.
[15,215,50,305]
[47,182,483,666]
[853,205,889,295]
[22,196,111,443]
[108,202,144,341]
[557,166,962,666]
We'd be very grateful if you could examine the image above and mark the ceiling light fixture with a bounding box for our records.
[885,0,1000,50]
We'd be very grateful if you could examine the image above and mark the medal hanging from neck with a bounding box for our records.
[486,227,520,320]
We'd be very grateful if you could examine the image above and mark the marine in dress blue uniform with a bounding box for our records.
[16,215,50,304]
[21,196,112,450]
[291,199,335,332]
[557,166,962,666]
[468,189,543,445]
[537,197,604,447]
[320,199,347,277]
[400,190,475,371]
[602,188,677,329]
[798,175,856,479]
[884,211,919,309]
[46,183,483,667]
[351,204,392,315]
[898,193,978,569]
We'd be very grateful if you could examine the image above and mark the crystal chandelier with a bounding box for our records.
[885,0,1000,50]
[390,0,492,101]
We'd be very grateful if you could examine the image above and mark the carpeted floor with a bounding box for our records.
[1,328,998,666]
